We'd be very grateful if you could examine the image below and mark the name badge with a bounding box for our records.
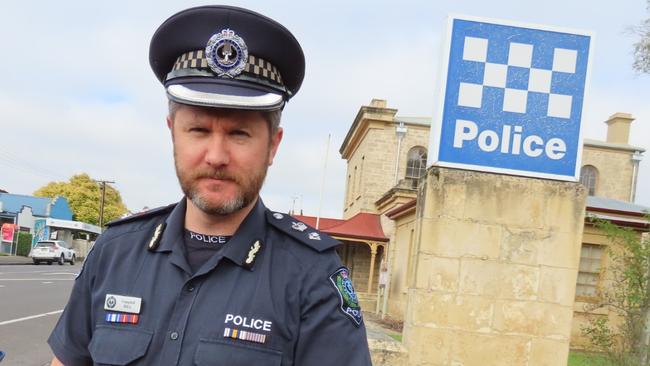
[104,294,142,314]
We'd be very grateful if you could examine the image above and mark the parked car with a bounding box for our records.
[29,240,76,265]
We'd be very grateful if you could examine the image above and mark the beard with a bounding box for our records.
[174,159,268,216]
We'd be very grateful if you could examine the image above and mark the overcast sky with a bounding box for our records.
[0,0,648,218]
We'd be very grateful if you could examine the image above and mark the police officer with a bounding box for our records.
[48,5,372,366]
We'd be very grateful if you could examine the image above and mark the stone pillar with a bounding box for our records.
[403,168,586,366]
[367,243,378,293]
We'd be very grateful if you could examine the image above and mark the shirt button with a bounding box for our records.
[170,332,179,340]
[187,285,195,292]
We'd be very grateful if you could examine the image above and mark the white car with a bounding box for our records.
[30,240,76,265]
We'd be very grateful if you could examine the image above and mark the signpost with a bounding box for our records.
[429,15,593,181]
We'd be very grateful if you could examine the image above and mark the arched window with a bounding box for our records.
[580,165,598,196]
[405,146,427,180]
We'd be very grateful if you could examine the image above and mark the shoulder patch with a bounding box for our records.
[329,267,363,326]
[265,211,340,252]
[106,203,176,227]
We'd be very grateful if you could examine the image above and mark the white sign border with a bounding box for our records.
[427,14,596,182]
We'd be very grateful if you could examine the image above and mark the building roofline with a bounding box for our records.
[339,105,398,155]
[385,199,417,219]
[587,205,648,218]
[394,116,432,126]
[375,186,417,208]
[583,138,646,153]
[586,214,649,229]
[586,196,649,217]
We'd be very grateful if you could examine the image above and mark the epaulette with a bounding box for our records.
[265,210,340,252]
[106,203,177,227]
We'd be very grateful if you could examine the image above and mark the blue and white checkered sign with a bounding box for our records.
[430,16,593,181]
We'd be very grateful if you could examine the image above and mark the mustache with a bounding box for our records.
[191,169,239,182]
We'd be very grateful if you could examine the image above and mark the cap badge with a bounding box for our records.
[292,221,308,232]
[205,28,248,78]
[308,232,321,241]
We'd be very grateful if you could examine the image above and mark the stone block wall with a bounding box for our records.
[582,145,635,202]
[343,120,429,218]
[403,168,586,366]
[387,215,417,320]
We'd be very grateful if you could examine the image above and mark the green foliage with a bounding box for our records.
[34,173,128,226]
[16,232,33,257]
[581,215,650,366]
[583,317,614,352]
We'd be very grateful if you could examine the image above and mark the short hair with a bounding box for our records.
[168,100,282,133]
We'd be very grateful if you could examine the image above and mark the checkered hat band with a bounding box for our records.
[172,50,284,85]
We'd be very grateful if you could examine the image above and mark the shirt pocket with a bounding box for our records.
[88,325,153,365]
[194,338,282,366]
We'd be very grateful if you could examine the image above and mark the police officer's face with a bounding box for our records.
[168,104,282,216]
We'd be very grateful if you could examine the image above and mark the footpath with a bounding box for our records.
[0,255,32,265]
[365,314,408,365]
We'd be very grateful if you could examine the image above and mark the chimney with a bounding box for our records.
[370,99,387,108]
[605,112,635,144]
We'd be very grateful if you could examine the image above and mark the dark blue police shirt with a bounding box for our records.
[48,198,372,365]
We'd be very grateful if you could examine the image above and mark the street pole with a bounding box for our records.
[316,134,331,230]
[11,229,18,256]
[96,180,115,230]
[394,121,408,185]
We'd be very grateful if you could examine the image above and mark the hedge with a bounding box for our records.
[16,232,33,257]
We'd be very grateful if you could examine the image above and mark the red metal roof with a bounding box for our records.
[292,212,388,242]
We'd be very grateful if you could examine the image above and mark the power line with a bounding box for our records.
[0,155,60,183]
[0,147,64,182]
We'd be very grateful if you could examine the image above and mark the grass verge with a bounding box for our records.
[568,351,611,366]
[388,334,402,342]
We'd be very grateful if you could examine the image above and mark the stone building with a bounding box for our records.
[330,99,647,352]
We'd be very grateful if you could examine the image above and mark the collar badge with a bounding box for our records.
[292,221,308,232]
[148,223,165,251]
[205,28,248,78]
[245,240,261,265]
[308,232,321,241]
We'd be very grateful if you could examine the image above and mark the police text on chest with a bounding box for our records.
[189,232,229,244]
[225,314,272,332]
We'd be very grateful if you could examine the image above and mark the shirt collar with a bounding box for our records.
[153,197,268,271]
[153,198,186,253]
[220,198,267,271]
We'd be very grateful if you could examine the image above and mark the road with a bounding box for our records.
[0,264,77,366]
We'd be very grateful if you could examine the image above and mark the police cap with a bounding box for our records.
[150,5,305,111]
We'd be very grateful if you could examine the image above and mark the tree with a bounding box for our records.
[633,1,650,73]
[34,173,127,226]
[582,216,650,365]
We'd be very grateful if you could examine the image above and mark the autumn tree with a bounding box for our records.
[34,173,127,226]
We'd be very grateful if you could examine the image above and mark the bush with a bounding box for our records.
[581,216,650,365]
[16,232,33,257]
